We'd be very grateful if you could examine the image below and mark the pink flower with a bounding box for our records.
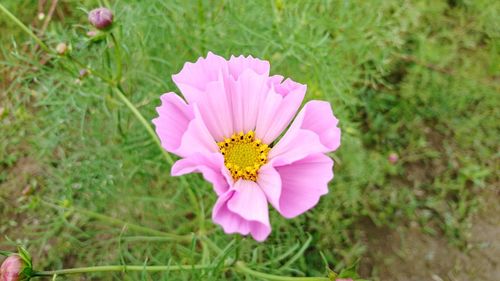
[336,279,353,281]
[0,255,24,281]
[153,53,341,241]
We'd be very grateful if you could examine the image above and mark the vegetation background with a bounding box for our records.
[0,0,498,280]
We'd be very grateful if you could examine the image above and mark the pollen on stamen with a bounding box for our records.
[217,130,270,181]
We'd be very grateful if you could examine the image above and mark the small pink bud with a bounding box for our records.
[336,279,354,281]
[79,69,88,78]
[86,30,98,37]
[388,152,399,164]
[0,255,27,281]
[88,7,113,30]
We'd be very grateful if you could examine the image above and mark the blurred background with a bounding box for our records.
[0,0,498,280]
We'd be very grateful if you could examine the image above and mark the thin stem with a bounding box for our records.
[30,262,332,280]
[234,262,329,281]
[113,87,202,230]
[113,85,173,165]
[0,3,52,53]
[43,201,192,242]
[33,264,214,276]
[29,260,331,280]
[110,32,123,83]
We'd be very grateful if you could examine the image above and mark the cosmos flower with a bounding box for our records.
[153,53,341,241]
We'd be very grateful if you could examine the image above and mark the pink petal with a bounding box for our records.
[174,105,219,157]
[255,80,306,144]
[153,93,218,157]
[212,181,271,241]
[228,55,270,78]
[295,101,341,151]
[152,93,194,156]
[172,52,228,101]
[227,180,269,223]
[268,74,284,86]
[173,53,277,141]
[228,69,269,134]
[269,100,341,165]
[171,152,232,195]
[275,153,333,218]
[268,129,324,166]
[256,164,282,211]
[188,76,234,141]
[212,190,250,234]
[273,77,305,97]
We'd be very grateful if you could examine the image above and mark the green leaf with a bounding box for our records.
[17,246,32,268]
[0,250,13,257]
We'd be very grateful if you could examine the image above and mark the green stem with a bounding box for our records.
[33,263,330,280]
[234,262,330,281]
[33,264,214,276]
[43,201,192,242]
[115,84,203,231]
[110,32,123,83]
[0,3,51,53]
[113,85,174,165]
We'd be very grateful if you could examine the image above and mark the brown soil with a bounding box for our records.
[360,189,500,281]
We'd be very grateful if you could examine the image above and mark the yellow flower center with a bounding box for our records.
[217,131,270,181]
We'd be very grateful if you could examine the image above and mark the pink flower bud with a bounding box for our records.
[388,152,399,164]
[336,279,353,281]
[88,7,113,30]
[79,69,88,78]
[86,30,97,37]
[0,255,26,281]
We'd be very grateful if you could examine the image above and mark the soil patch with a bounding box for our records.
[360,189,499,281]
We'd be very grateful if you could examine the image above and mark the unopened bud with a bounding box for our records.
[86,30,98,37]
[55,43,67,55]
[388,152,399,164]
[79,69,88,78]
[88,7,113,30]
[0,255,29,281]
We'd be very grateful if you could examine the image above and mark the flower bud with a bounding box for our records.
[336,279,353,281]
[88,7,113,30]
[79,69,88,78]
[388,152,399,164]
[0,255,29,281]
[86,30,97,37]
[55,43,67,55]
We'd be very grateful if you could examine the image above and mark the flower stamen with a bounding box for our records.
[218,131,269,181]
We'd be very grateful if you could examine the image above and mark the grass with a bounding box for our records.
[1,0,499,280]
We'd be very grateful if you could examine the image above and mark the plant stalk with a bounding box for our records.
[33,264,214,276]
[0,3,51,53]
[32,262,330,281]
